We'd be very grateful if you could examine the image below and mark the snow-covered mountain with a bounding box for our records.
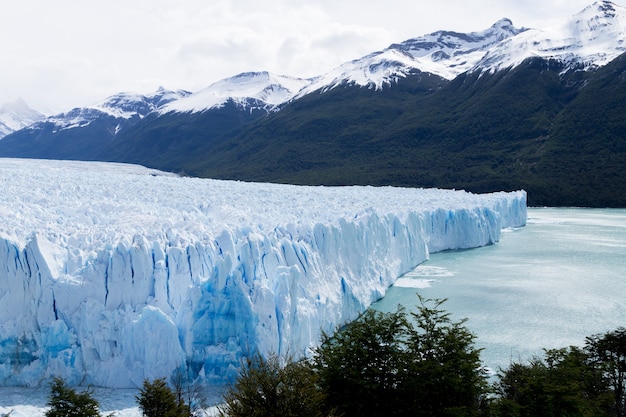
[300,0,626,95]
[153,1,617,113]
[155,0,626,112]
[153,19,528,113]
[0,158,527,387]
[35,87,190,133]
[125,0,626,113]
[5,1,624,131]
[297,18,526,96]
[476,0,626,72]
[0,98,44,138]
[160,71,312,114]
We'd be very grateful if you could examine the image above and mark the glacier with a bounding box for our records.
[0,158,526,388]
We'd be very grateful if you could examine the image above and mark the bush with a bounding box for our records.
[45,377,101,417]
[492,347,613,417]
[218,353,331,417]
[136,378,191,417]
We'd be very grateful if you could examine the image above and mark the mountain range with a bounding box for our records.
[1,0,625,207]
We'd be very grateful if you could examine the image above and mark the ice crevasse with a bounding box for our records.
[0,158,527,387]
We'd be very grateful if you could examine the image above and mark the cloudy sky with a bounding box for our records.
[1,0,595,114]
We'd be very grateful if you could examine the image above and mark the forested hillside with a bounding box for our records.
[175,56,625,207]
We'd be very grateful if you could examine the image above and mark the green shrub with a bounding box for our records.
[218,353,331,417]
[45,377,101,417]
[136,378,191,417]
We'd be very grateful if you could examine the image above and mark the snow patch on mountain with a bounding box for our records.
[0,99,44,138]
[160,71,312,114]
[0,158,526,387]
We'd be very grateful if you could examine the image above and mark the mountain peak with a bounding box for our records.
[587,0,619,16]
[232,71,271,80]
[492,17,515,29]
[159,71,311,114]
[569,0,626,31]
[474,0,626,73]
[89,88,191,119]
[1,97,31,113]
[18,88,192,136]
[487,18,525,39]
[0,98,44,138]
[388,18,525,58]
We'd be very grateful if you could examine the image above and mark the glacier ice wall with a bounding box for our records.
[0,159,526,387]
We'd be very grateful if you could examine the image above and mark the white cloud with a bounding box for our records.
[0,0,596,114]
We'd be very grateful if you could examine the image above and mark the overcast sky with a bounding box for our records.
[0,0,596,114]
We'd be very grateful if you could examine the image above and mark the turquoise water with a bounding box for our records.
[371,208,626,374]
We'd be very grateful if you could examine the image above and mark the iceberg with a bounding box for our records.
[0,158,526,387]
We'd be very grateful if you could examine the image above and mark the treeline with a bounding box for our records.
[43,377,198,417]
[40,297,626,417]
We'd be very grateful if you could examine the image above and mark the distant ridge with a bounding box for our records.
[0,98,44,138]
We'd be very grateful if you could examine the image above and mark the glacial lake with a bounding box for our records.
[372,207,626,375]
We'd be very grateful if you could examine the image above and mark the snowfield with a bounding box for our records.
[0,158,526,389]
